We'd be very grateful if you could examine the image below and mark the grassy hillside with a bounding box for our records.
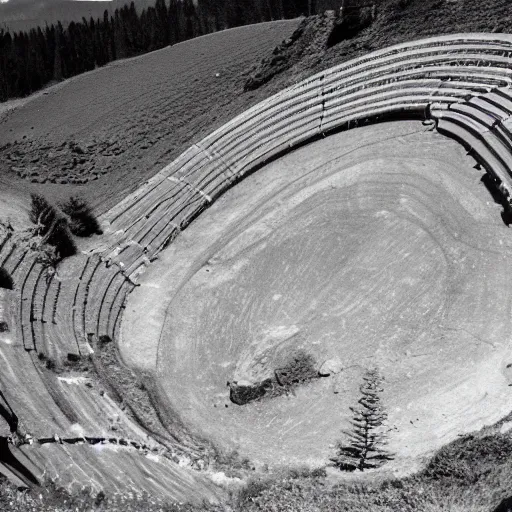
[0,19,300,222]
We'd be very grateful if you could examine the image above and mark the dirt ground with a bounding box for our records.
[122,120,512,473]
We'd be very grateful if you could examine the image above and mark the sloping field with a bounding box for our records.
[4,27,512,508]
[0,20,300,220]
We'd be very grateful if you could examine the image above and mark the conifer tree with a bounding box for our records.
[60,196,102,237]
[53,22,63,81]
[332,368,393,471]
[29,194,77,260]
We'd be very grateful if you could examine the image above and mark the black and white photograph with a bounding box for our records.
[1,0,512,510]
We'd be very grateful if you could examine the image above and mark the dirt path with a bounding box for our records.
[121,120,512,472]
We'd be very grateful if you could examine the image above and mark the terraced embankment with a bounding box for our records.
[3,33,512,499]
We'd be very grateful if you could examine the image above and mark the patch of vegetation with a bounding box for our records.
[232,431,512,511]
[0,474,223,512]
[275,350,318,387]
[237,466,327,507]
[36,351,92,374]
[37,352,57,371]
[246,0,512,102]
[29,194,77,260]
[211,448,253,478]
[327,3,375,47]
[3,424,512,511]
[92,333,211,466]
[60,196,102,237]
[423,433,512,484]
[230,350,320,405]
[229,378,274,405]
[0,267,13,290]
[29,194,59,234]
[98,334,112,346]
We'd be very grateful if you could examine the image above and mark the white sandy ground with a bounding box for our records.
[121,121,512,474]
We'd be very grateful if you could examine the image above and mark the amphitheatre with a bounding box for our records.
[3,2,512,510]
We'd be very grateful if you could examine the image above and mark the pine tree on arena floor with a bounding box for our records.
[332,367,393,471]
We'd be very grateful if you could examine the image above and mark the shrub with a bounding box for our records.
[98,334,112,347]
[60,196,102,237]
[423,433,512,484]
[29,193,58,233]
[0,267,13,290]
[29,194,77,260]
[230,350,318,405]
[327,5,375,47]
[237,477,274,506]
[274,350,317,387]
[230,378,273,405]
[46,220,77,259]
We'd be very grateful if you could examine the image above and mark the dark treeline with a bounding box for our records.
[0,0,342,102]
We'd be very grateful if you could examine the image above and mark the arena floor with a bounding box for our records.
[121,120,512,473]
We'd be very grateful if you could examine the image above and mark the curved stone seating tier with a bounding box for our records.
[483,91,512,114]
[450,103,498,128]
[104,36,512,231]
[436,116,510,185]
[17,256,40,352]
[41,274,57,325]
[497,87,512,101]
[110,281,135,340]
[3,33,512,498]
[103,75,512,270]
[73,256,102,340]
[0,232,12,260]
[469,96,512,121]
[430,84,512,199]
[84,263,121,336]
[96,271,127,337]
[4,246,28,278]
[14,442,223,502]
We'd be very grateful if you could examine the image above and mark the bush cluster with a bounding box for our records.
[60,196,103,237]
[0,267,13,290]
[29,194,101,262]
[230,350,319,405]
[327,4,375,47]
[30,194,77,259]
[274,350,318,387]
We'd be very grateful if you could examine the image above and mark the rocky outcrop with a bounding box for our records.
[244,12,336,91]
